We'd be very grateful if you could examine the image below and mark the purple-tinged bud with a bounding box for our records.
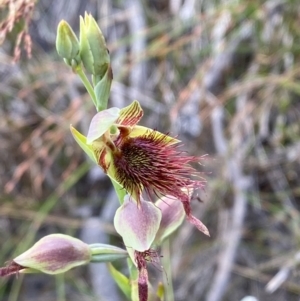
[0,235,129,277]
[13,234,91,275]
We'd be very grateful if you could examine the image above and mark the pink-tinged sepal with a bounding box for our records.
[117,100,143,126]
[114,195,162,252]
[154,195,186,245]
[87,107,120,144]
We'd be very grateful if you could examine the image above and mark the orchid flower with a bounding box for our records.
[71,100,209,236]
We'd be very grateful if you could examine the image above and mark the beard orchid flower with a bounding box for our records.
[71,100,209,236]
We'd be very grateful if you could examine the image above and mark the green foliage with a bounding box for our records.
[107,262,132,300]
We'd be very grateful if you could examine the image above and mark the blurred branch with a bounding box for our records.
[204,13,254,301]
[233,264,300,295]
[206,96,251,301]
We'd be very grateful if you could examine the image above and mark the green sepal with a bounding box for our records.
[70,125,97,164]
[107,262,131,300]
[110,178,127,205]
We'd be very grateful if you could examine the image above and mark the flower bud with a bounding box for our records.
[56,20,80,64]
[79,12,110,77]
[0,235,129,277]
[13,234,91,275]
[114,195,162,252]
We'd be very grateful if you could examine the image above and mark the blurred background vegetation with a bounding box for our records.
[1,0,300,300]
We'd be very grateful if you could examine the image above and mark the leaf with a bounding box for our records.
[107,262,131,300]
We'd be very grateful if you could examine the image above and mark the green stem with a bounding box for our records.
[76,67,97,109]
[56,273,66,301]
[88,243,128,262]
[127,258,138,280]
[161,239,174,301]
[127,258,139,301]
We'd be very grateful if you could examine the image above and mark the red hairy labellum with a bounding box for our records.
[113,131,203,201]
[112,131,209,235]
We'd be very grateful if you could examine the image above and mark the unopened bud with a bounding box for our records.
[79,12,110,77]
[56,20,80,64]
[14,234,91,275]
[0,234,129,277]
